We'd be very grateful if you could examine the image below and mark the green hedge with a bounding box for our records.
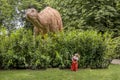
[0,28,112,69]
[112,37,120,59]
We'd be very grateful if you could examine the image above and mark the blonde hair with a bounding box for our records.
[75,53,80,58]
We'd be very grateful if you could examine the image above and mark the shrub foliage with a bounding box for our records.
[0,28,113,69]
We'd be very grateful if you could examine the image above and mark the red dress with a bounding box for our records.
[71,57,78,71]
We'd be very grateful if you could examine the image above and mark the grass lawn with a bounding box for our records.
[0,64,120,80]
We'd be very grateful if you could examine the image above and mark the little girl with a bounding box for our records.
[71,53,80,71]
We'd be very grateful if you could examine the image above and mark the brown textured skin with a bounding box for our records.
[26,7,63,36]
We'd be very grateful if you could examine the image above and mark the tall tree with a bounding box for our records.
[0,0,14,30]
[0,0,46,32]
[47,0,120,36]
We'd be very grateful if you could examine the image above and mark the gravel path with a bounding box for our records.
[111,59,120,64]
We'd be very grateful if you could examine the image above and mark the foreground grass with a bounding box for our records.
[0,65,120,80]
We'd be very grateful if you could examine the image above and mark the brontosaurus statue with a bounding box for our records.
[26,7,63,36]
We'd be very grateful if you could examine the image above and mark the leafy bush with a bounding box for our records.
[51,30,111,69]
[0,28,113,69]
[113,37,120,59]
[30,52,50,69]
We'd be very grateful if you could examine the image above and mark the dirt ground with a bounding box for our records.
[111,59,120,64]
